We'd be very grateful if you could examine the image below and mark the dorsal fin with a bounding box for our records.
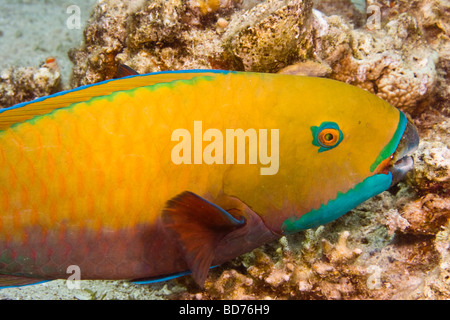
[115,64,139,78]
[0,69,231,131]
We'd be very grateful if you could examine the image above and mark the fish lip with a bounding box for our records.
[388,155,415,187]
[386,120,419,186]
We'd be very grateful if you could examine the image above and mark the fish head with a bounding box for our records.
[279,77,419,234]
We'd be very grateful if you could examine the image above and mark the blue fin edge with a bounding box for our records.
[132,266,219,285]
[0,266,219,289]
[0,280,51,290]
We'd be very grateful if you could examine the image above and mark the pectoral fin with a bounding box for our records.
[162,191,245,287]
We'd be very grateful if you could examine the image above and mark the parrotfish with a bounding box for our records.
[0,68,418,288]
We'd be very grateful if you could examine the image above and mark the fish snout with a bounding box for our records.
[388,119,419,186]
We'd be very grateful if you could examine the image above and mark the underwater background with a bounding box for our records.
[0,0,449,300]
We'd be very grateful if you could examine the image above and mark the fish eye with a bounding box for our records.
[311,122,343,152]
[318,129,340,147]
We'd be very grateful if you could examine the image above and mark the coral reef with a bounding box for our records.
[313,9,440,115]
[221,0,313,71]
[0,0,449,300]
[313,0,365,27]
[69,0,314,86]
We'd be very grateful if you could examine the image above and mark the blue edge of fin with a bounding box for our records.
[0,69,232,114]
[133,266,219,285]
[0,280,51,290]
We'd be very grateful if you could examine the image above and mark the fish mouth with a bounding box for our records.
[385,119,420,187]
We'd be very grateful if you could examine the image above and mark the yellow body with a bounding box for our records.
[0,72,400,241]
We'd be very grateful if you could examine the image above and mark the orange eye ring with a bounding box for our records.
[311,122,343,152]
[317,128,340,147]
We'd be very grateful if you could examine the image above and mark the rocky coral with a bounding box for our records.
[221,0,313,71]
[316,0,449,115]
[0,63,61,109]
[312,9,439,115]
[69,0,133,86]
[69,0,314,86]
[313,0,365,27]
[412,113,450,195]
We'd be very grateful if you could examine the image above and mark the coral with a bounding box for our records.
[400,194,450,235]
[312,10,439,115]
[221,0,314,72]
[395,115,450,236]
[371,0,449,50]
[277,60,332,76]
[321,231,363,263]
[433,221,450,297]
[412,140,450,192]
[310,0,449,116]
[0,63,61,109]
[69,0,133,86]
[411,113,450,195]
[380,0,450,116]
[383,209,410,235]
[5,0,448,117]
[312,0,365,27]
[189,229,370,300]
[187,0,241,16]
